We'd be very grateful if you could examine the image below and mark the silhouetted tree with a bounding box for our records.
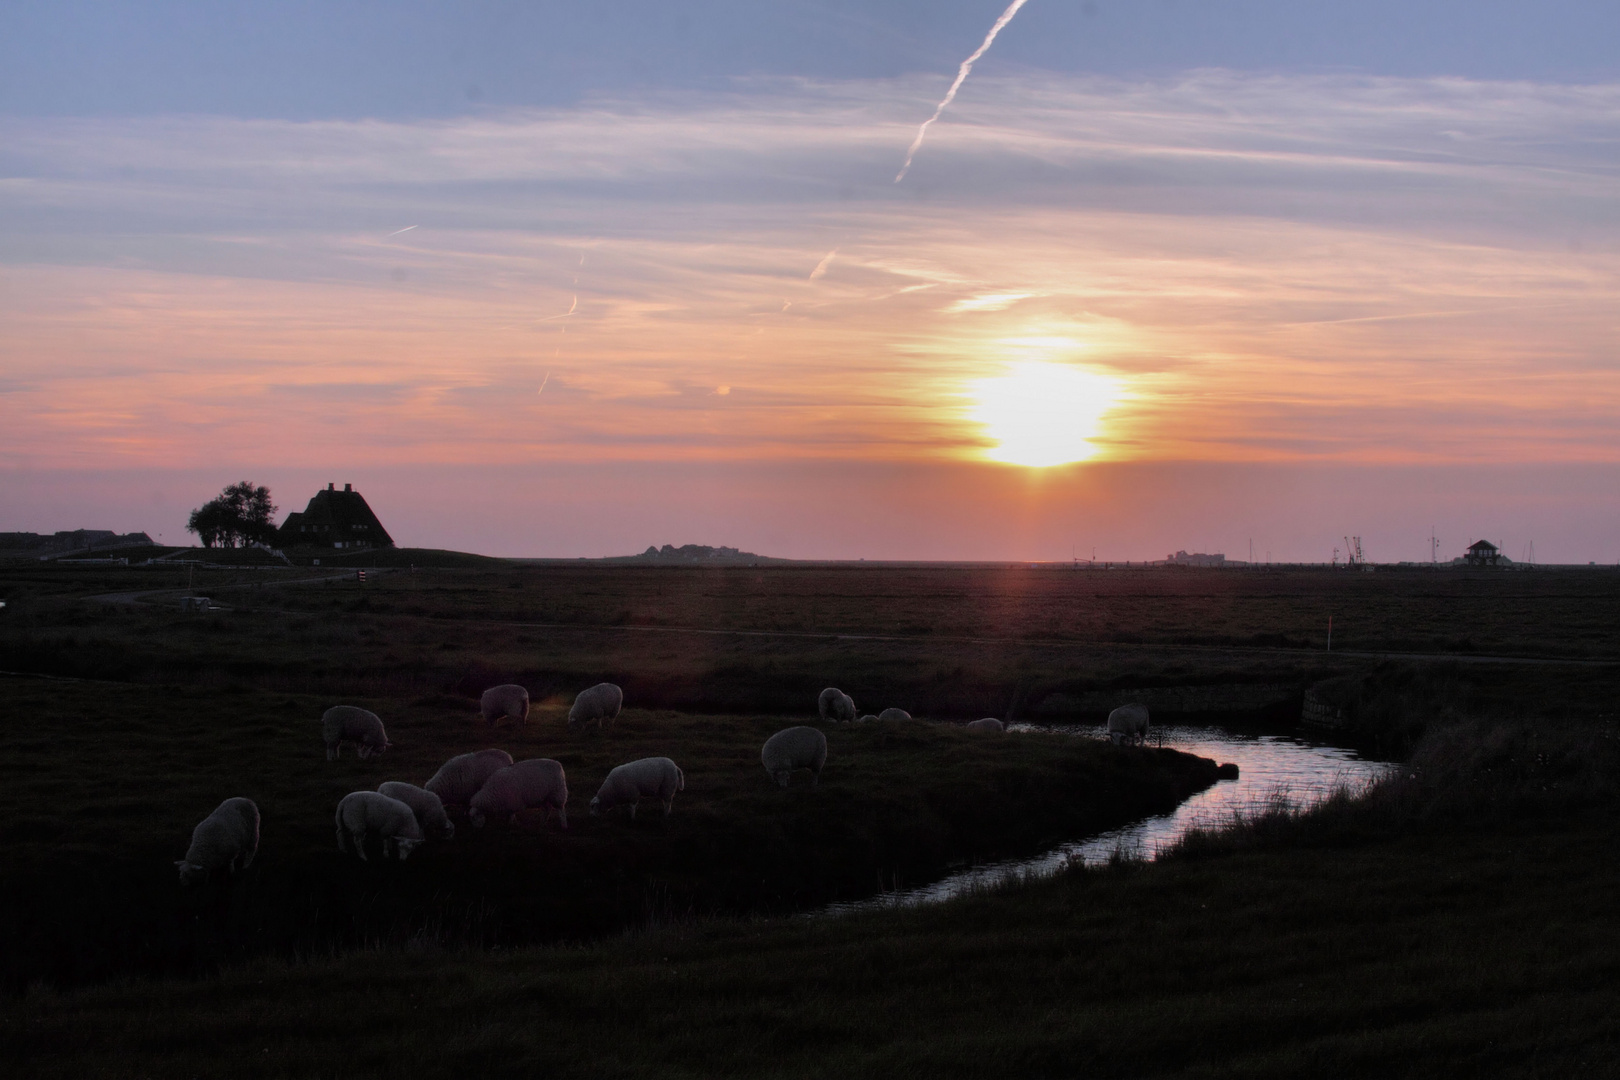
[187,482,278,548]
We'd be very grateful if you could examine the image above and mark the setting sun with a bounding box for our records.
[968,361,1122,467]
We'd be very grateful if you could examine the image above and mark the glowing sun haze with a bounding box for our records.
[3,2,1620,561]
[969,361,1123,468]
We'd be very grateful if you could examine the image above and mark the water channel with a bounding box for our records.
[822,722,1396,916]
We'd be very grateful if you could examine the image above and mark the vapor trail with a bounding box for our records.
[384,225,418,238]
[809,249,838,280]
[895,0,1030,182]
[537,296,578,322]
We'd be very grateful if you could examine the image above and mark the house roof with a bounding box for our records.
[1468,540,1498,552]
[278,483,394,547]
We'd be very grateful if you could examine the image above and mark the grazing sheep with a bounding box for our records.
[877,707,912,722]
[377,781,455,840]
[1107,703,1150,746]
[855,714,879,724]
[175,797,259,885]
[567,682,624,731]
[322,705,391,761]
[424,749,514,806]
[480,684,530,727]
[590,757,685,820]
[335,791,424,861]
[761,726,828,788]
[966,717,1005,733]
[469,758,569,829]
[817,687,857,724]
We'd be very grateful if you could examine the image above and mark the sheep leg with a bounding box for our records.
[327,745,339,761]
[628,802,637,821]
[355,832,369,860]
[557,804,568,830]
[661,798,673,817]
[336,828,350,855]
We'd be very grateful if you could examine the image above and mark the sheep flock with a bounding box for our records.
[179,674,1177,884]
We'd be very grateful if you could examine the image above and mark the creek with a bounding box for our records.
[822,721,1395,916]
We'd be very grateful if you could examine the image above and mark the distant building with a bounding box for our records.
[1165,550,1226,567]
[1463,540,1501,567]
[1,530,154,558]
[278,483,394,550]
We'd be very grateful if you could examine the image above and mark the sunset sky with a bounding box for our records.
[5,1,1620,561]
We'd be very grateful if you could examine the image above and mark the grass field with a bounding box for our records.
[9,743,1619,1078]
[3,558,1619,1076]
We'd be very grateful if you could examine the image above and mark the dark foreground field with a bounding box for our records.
[0,677,1221,991]
[3,559,1619,1076]
[9,721,1620,1079]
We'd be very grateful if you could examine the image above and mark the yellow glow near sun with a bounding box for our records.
[968,361,1122,467]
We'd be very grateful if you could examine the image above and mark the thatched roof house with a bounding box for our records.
[278,483,393,550]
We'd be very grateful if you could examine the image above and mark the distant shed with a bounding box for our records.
[1463,540,1501,567]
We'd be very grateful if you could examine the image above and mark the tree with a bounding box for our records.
[187,482,278,548]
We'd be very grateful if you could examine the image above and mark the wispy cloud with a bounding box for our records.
[4,71,1620,471]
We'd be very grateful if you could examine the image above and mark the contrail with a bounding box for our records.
[809,249,838,280]
[385,225,418,238]
[537,371,550,396]
[895,0,1030,182]
[536,296,578,322]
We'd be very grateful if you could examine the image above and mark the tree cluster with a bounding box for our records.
[187,482,279,548]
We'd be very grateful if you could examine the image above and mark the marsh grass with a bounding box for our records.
[0,676,1222,991]
[7,562,1620,1076]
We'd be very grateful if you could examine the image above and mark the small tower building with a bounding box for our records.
[1463,539,1500,567]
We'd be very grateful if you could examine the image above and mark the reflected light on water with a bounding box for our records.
[821,723,1394,917]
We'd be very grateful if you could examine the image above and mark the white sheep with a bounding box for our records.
[1107,703,1150,746]
[424,749,514,806]
[877,707,912,722]
[335,791,424,861]
[568,682,624,731]
[469,758,569,829]
[377,780,455,840]
[855,714,879,724]
[322,705,391,761]
[817,687,857,723]
[590,757,685,819]
[479,683,530,727]
[175,797,259,884]
[965,717,1005,733]
[761,726,828,788]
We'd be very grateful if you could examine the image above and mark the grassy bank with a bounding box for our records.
[0,676,1222,990]
[8,720,1620,1078]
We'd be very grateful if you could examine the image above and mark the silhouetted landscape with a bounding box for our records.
[4,556,1618,1075]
